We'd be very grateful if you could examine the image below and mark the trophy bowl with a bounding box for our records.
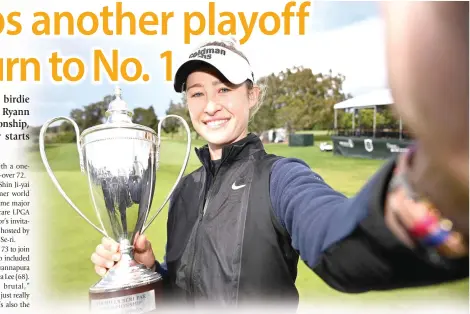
[39,87,191,313]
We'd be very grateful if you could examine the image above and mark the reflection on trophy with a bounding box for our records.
[39,87,191,313]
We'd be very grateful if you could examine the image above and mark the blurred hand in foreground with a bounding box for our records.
[381,2,469,235]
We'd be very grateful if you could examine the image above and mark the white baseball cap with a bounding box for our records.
[173,40,254,93]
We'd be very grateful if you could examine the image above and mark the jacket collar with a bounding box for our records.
[195,133,265,170]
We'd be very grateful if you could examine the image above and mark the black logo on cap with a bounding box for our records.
[189,48,226,60]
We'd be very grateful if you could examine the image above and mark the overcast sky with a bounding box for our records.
[1,1,386,126]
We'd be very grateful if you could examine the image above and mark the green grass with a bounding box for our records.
[29,139,468,304]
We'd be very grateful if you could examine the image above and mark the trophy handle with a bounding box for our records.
[39,116,108,237]
[141,115,192,233]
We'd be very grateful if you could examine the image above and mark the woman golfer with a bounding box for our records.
[91,38,468,306]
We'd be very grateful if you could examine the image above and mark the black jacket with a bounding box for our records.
[164,134,298,306]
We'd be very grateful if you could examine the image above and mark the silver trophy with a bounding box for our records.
[39,87,191,313]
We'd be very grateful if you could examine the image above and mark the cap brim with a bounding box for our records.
[173,60,216,93]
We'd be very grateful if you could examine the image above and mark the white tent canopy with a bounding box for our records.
[334,88,394,110]
[333,88,403,139]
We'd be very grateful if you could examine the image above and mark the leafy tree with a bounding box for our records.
[249,74,279,134]
[380,106,399,129]
[162,101,183,137]
[164,99,199,139]
[132,106,158,131]
[259,67,350,133]
[358,109,386,129]
[337,111,353,129]
[66,95,112,132]
[82,98,110,129]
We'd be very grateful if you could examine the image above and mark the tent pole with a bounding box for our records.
[399,116,403,140]
[352,109,355,136]
[373,106,377,138]
[334,109,337,133]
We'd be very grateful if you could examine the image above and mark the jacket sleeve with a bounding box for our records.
[270,157,468,293]
[154,249,168,277]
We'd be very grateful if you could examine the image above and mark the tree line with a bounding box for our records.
[32,66,402,143]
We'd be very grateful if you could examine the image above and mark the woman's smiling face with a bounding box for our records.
[185,66,258,149]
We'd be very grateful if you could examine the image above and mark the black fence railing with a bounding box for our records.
[332,128,412,140]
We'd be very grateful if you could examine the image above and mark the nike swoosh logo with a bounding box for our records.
[232,182,246,190]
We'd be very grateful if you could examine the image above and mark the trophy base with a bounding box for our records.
[89,278,163,314]
[88,253,164,314]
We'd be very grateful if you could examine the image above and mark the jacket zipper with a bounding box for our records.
[188,149,232,296]
[188,169,216,295]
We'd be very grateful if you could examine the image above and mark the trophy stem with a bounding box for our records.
[119,238,134,259]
